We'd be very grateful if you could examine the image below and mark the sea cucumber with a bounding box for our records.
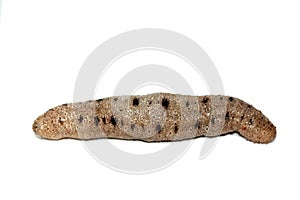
[32,93,276,143]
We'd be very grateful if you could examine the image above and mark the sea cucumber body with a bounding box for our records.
[32,93,276,143]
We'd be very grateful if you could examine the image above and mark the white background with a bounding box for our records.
[1,0,299,199]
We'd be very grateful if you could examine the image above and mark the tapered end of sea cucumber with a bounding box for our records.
[239,108,276,144]
[32,104,77,140]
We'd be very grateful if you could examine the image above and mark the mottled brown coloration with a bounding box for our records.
[32,93,276,143]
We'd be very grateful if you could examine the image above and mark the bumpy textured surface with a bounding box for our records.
[32,93,276,143]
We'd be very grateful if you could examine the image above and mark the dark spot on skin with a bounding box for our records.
[211,117,215,124]
[102,117,106,124]
[156,124,162,133]
[220,96,223,100]
[229,97,234,102]
[149,101,152,105]
[131,124,135,130]
[94,116,100,126]
[241,115,244,120]
[78,115,83,123]
[186,101,190,107]
[121,120,124,126]
[58,117,64,125]
[114,97,118,101]
[248,119,253,125]
[133,98,139,106]
[174,124,178,133]
[202,97,209,104]
[33,123,38,129]
[96,98,103,102]
[162,98,169,109]
[248,105,252,108]
[62,103,68,106]
[194,121,201,129]
[111,116,117,127]
[225,112,229,121]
